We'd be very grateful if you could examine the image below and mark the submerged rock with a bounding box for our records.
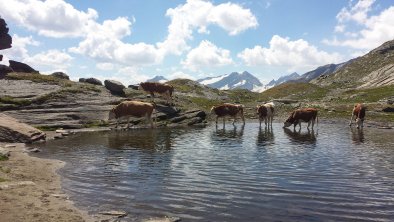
[0,113,46,143]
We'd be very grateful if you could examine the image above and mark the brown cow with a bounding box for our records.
[257,102,275,127]
[349,103,366,129]
[283,108,318,130]
[210,103,245,126]
[139,82,174,105]
[108,101,155,128]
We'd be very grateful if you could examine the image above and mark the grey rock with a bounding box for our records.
[128,84,139,90]
[50,72,69,80]
[26,148,41,153]
[9,60,38,73]
[79,78,86,82]
[104,80,125,96]
[0,64,13,79]
[0,18,12,50]
[99,210,127,217]
[382,107,394,112]
[85,77,102,86]
[0,113,46,143]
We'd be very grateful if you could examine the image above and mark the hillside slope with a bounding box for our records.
[312,39,394,88]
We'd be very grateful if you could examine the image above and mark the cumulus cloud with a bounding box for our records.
[158,0,258,55]
[96,63,115,71]
[0,0,98,38]
[0,34,39,64]
[238,35,343,72]
[324,0,394,50]
[182,40,233,71]
[24,49,73,70]
[168,71,196,80]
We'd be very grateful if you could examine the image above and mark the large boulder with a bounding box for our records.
[104,80,125,96]
[0,64,13,79]
[85,77,102,86]
[9,60,38,73]
[50,71,69,80]
[0,114,46,143]
[0,18,12,50]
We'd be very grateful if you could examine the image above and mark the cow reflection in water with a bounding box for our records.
[350,127,364,144]
[283,127,317,144]
[107,129,173,152]
[257,126,275,146]
[211,124,245,146]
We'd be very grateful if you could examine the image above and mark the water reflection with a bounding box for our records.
[107,129,174,152]
[211,124,245,147]
[283,127,317,145]
[350,127,365,144]
[256,126,275,146]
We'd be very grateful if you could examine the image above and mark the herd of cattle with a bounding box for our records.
[109,82,367,130]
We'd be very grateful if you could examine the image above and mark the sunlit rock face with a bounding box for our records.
[0,17,12,51]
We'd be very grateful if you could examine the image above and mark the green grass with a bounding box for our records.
[226,89,260,103]
[83,120,110,128]
[0,155,9,161]
[0,177,7,182]
[188,97,222,110]
[337,85,394,103]
[0,166,10,174]
[0,96,32,106]
[7,72,66,85]
[260,82,329,101]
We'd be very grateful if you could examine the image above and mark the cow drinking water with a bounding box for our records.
[108,101,155,128]
[210,103,245,126]
[283,108,318,130]
[349,103,366,129]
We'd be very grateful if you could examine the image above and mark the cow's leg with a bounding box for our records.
[223,117,226,127]
[215,116,218,125]
[270,116,273,127]
[307,120,311,130]
[147,114,153,128]
[150,92,155,102]
[298,122,302,130]
[115,119,119,128]
[259,117,262,127]
[349,114,354,126]
[311,119,315,130]
[233,116,236,125]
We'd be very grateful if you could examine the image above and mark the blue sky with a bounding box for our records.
[1,0,394,85]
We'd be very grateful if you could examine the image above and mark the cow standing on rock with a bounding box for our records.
[139,82,174,105]
[349,103,366,129]
[108,101,155,128]
[283,108,318,130]
[210,103,245,126]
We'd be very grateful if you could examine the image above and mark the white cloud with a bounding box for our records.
[0,34,39,64]
[182,40,233,71]
[158,0,258,55]
[0,0,98,38]
[336,0,375,24]
[238,35,343,73]
[96,63,114,71]
[324,1,394,50]
[24,49,73,70]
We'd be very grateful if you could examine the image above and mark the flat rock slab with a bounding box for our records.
[0,113,46,143]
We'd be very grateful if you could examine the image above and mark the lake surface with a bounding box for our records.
[34,123,394,221]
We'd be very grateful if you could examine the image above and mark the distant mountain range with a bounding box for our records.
[266,72,300,87]
[197,71,266,92]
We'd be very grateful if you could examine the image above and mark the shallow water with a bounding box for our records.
[35,123,394,221]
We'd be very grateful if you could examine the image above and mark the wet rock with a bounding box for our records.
[9,60,38,73]
[54,134,63,139]
[104,80,125,96]
[99,210,128,217]
[170,116,187,123]
[50,72,69,80]
[25,148,41,153]
[0,113,46,143]
[187,117,203,125]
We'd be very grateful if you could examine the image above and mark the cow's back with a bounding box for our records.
[293,108,318,122]
[114,101,153,118]
[213,104,241,116]
[140,82,172,94]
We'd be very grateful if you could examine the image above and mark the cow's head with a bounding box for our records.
[210,106,217,114]
[108,109,116,120]
[283,112,295,128]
